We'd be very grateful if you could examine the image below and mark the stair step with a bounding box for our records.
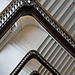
[57,55,70,72]
[43,0,51,8]
[48,0,60,13]
[41,68,47,75]
[51,48,64,66]
[68,22,75,34]
[38,65,42,72]
[38,65,44,73]
[47,44,60,63]
[40,67,45,74]
[65,61,75,75]
[45,70,49,75]
[61,6,75,26]
[37,36,50,53]
[54,52,67,69]
[44,69,48,75]
[49,46,61,63]
[61,58,74,74]
[37,0,75,74]
[59,3,74,25]
[45,0,56,11]
[56,0,73,21]
[53,0,68,18]
[66,14,75,31]
[42,40,55,57]
[50,0,65,16]
[69,67,75,75]
[45,43,58,61]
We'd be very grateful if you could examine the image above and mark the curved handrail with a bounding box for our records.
[30,71,40,75]
[10,50,60,75]
[0,0,75,57]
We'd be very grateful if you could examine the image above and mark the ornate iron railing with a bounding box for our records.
[0,0,75,57]
[30,71,40,75]
[0,0,75,74]
[10,50,60,75]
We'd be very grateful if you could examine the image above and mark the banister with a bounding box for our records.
[10,50,60,75]
[30,71,40,75]
[0,0,75,57]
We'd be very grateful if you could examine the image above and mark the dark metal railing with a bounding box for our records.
[0,0,75,57]
[0,0,75,74]
[10,50,60,75]
[30,71,40,75]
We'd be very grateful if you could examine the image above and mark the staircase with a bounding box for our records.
[38,0,75,38]
[0,0,75,75]
[37,0,75,74]
[37,35,75,75]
